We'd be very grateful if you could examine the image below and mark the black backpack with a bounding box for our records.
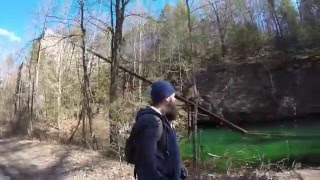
[125,111,167,164]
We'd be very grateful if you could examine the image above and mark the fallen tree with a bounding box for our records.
[86,48,248,134]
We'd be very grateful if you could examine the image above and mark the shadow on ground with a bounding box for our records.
[0,138,129,180]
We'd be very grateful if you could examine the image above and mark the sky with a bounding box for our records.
[0,0,38,40]
[0,0,299,61]
[0,0,39,60]
[0,0,177,61]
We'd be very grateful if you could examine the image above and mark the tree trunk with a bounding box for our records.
[80,0,92,145]
[109,0,129,146]
[185,0,199,173]
[133,27,137,92]
[29,37,42,136]
[57,76,61,129]
[110,0,120,103]
[56,41,63,130]
[152,23,157,78]
[44,85,48,121]
[138,23,142,102]
[14,63,23,116]
[178,44,182,92]
[267,1,283,37]
[210,0,226,57]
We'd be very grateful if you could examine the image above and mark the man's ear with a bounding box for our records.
[165,97,170,103]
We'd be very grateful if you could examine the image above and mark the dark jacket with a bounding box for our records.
[133,107,182,180]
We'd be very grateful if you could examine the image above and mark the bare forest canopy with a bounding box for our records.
[0,0,319,146]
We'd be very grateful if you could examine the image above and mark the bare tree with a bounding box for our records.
[45,38,74,129]
[28,0,54,135]
[186,0,200,173]
[108,0,130,146]
[266,0,283,37]
[109,0,130,103]
[79,0,93,144]
[14,63,24,116]
[205,0,231,57]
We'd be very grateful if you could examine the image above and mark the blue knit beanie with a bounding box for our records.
[150,80,175,105]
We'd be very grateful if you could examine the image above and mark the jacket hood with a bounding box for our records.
[136,106,161,118]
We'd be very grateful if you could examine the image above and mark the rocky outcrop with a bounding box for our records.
[195,58,320,124]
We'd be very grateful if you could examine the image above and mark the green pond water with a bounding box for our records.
[179,120,320,172]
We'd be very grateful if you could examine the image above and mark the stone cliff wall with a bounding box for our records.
[195,59,320,124]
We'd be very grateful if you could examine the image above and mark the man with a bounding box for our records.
[132,80,187,180]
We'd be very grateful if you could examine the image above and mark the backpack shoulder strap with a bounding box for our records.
[135,110,169,157]
[136,111,163,141]
[155,116,163,141]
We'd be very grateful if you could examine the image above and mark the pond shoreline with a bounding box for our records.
[191,168,320,180]
[198,114,320,128]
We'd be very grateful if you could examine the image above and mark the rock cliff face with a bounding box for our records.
[195,59,320,124]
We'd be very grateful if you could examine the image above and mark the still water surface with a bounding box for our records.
[180,120,320,172]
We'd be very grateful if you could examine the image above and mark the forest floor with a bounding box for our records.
[0,138,134,180]
[0,137,319,180]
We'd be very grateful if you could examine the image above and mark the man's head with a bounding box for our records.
[151,80,176,114]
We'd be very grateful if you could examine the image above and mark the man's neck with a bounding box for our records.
[150,106,162,115]
[150,106,175,128]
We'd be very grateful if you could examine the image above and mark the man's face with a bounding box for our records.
[163,93,177,121]
[165,102,177,121]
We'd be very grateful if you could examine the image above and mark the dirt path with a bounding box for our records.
[0,138,134,180]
